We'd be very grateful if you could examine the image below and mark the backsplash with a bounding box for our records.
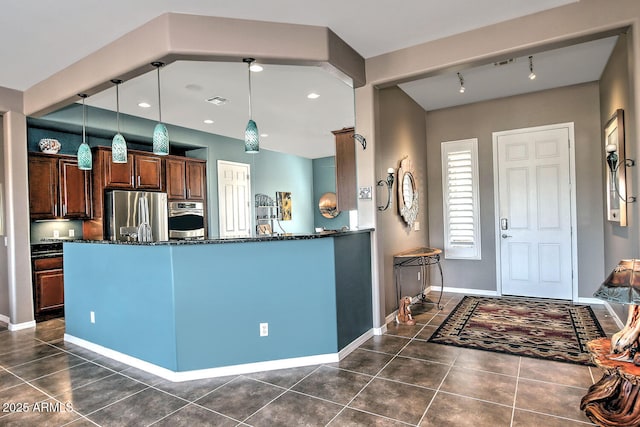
[31,220,83,243]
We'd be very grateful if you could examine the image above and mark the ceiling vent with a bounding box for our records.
[493,58,515,67]
[206,96,228,106]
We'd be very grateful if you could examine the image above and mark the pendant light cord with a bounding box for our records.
[247,60,253,120]
[81,96,86,142]
[115,83,121,133]
[157,66,162,123]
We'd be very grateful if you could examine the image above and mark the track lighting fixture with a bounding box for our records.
[457,72,465,93]
[528,56,536,80]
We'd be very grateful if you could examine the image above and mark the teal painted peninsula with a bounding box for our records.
[62,230,373,381]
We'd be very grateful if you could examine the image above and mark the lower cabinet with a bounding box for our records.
[32,257,64,320]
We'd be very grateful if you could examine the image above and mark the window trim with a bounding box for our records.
[441,138,481,260]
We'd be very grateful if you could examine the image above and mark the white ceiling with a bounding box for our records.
[6,0,618,159]
[85,61,356,159]
[399,36,619,111]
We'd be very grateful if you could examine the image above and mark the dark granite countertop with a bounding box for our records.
[58,228,374,246]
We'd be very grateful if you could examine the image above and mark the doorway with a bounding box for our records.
[493,123,577,300]
[217,160,251,238]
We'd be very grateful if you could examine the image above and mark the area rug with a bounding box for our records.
[428,296,607,365]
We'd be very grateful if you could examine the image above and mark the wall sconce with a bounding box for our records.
[377,168,395,211]
[605,141,636,203]
[352,133,367,150]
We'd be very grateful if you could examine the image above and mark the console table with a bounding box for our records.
[393,247,444,310]
[580,337,640,426]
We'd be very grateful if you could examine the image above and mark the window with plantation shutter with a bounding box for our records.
[441,138,481,260]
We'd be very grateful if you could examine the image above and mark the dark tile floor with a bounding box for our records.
[0,293,619,426]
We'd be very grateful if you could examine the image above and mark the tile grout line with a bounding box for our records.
[509,356,522,427]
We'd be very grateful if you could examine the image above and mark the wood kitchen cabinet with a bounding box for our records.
[332,127,357,211]
[32,256,64,320]
[166,157,206,201]
[97,148,163,191]
[28,153,91,219]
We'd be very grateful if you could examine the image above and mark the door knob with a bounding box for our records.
[501,234,512,238]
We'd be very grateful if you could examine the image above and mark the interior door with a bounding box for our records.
[217,160,251,238]
[496,125,573,299]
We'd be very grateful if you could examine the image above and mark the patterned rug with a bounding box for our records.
[428,296,607,365]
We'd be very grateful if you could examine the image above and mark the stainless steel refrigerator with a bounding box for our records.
[105,190,168,242]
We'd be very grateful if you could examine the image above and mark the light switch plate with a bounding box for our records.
[414,221,420,231]
[359,186,372,199]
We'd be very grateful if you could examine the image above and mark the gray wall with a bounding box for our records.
[600,33,636,320]
[0,117,8,319]
[425,82,604,299]
[377,87,429,316]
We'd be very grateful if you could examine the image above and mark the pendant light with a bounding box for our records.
[77,94,92,170]
[111,79,128,163]
[244,58,259,153]
[152,61,169,155]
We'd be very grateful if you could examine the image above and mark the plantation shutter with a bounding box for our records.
[441,138,481,259]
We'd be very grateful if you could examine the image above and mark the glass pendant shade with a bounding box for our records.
[77,142,92,170]
[245,119,259,153]
[112,133,128,163]
[152,62,169,155]
[77,94,92,170]
[111,79,128,163]
[153,123,169,155]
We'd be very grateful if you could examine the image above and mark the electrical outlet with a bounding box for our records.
[53,230,60,238]
[414,221,420,231]
[69,229,75,237]
[90,311,95,324]
[260,322,268,337]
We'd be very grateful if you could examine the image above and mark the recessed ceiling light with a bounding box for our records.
[138,102,151,108]
[250,64,263,72]
[307,93,320,99]
[206,96,228,106]
[204,119,214,124]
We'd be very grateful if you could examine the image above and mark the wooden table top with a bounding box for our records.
[394,247,442,258]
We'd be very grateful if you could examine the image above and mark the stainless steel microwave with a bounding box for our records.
[168,201,205,239]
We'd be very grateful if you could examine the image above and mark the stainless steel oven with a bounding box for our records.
[168,201,205,239]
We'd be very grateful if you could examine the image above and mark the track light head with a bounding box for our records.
[528,56,536,80]
[457,72,465,93]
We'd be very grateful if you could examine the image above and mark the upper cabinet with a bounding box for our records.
[28,153,91,220]
[333,127,357,211]
[166,157,206,201]
[96,148,163,191]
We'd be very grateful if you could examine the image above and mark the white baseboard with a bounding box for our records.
[66,333,372,382]
[602,302,625,329]
[0,314,9,325]
[338,329,374,359]
[576,297,605,305]
[373,323,387,335]
[8,320,36,331]
[429,286,498,297]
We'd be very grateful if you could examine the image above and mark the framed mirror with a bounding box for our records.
[397,157,419,227]
[319,192,339,218]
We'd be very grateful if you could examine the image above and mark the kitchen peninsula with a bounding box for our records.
[63,229,372,381]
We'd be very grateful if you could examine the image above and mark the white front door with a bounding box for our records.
[494,124,574,299]
[217,160,251,238]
